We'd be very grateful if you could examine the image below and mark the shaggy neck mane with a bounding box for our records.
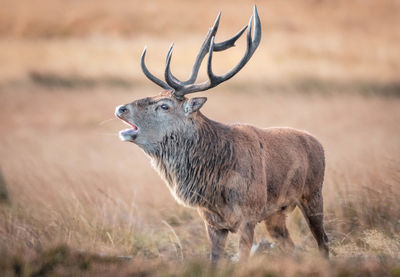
[148,113,237,207]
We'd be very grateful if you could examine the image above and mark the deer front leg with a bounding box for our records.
[205,224,228,264]
[239,222,255,260]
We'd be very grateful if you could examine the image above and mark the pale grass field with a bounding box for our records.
[0,0,400,276]
[1,0,400,84]
[1,86,399,275]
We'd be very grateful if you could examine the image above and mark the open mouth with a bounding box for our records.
[119,120,139,141]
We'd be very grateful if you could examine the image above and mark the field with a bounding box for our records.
[1,0,400,276]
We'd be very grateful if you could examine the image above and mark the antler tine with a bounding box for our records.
[180,12,221,86]
[165,43,184,90]
[207,36,218,85]
[164,12,222,92]
[175,5,261,96]
[206,6,261,88]
[214,25,247,52]
[183,22,247,86]
[141,47,172,90]
[172,12,249,98]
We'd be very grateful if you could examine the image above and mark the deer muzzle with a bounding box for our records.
[115,105,139,142]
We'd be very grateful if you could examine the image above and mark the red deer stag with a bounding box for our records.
[115,6,328,263]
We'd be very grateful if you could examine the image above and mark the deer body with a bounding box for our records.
[115,6,328,262]
[145,110,326,260]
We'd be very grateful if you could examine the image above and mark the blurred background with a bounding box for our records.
[0,0,399,275]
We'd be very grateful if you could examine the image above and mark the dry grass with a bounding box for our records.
[0,86,399,276]
[0,0,400,276]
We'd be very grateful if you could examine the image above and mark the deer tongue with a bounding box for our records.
[119,128,138,141]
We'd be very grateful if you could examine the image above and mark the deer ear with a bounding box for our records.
[184,97,207,115]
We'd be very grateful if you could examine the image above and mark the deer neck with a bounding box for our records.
[148,113,237,207]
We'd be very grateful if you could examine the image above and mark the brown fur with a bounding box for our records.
[116,91,329,263]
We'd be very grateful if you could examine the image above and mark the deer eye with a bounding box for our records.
[160,104,169,111]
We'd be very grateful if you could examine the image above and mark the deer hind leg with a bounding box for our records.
[238,222,255,260]
[264,212,295,251]
[298,192,329,257]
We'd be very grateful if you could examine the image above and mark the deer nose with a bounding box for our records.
[115,105,129,117]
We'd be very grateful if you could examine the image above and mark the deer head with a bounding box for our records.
[115,6,261,151]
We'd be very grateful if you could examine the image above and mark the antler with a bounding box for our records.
[141,5,261,100]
